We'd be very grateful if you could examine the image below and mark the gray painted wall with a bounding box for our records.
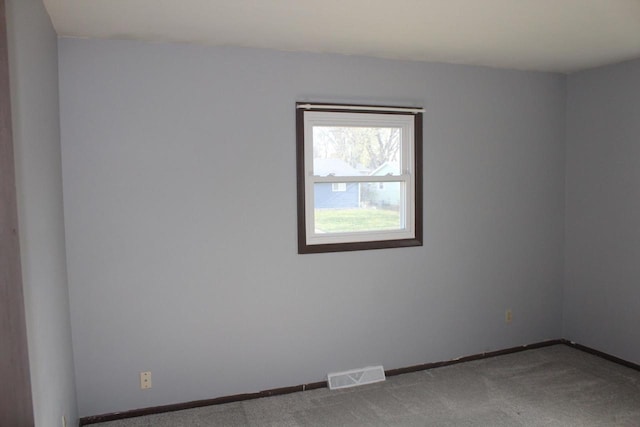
[564,58,640,363]
[58,38,565,417]
[6,0,78,425]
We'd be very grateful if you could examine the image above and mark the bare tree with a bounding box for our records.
[313,126,400,171]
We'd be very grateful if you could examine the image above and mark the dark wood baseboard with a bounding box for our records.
[79,338,638,425]
[561,339,640,372]
[79,381,327,425]
[385,339,563,377]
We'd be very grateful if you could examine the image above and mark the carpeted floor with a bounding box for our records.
[93,345,640,426]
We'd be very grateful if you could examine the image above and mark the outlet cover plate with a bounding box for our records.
[140,371,152,389]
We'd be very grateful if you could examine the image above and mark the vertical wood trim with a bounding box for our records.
[0,0,35,425]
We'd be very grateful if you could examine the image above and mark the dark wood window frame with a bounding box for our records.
[296,103,423,254]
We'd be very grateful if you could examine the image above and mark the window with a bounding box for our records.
[296,103,423,253]
[332,183,347,192]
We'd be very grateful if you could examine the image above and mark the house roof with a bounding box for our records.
[313,158,362,177]
[369,162,400,176]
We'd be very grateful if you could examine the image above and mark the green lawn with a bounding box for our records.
[315,208,400,233]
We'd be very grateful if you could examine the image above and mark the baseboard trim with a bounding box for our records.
[385,339,562,377]
[79,338,637,425]
[79,381,327,425]
[561,339,640,372]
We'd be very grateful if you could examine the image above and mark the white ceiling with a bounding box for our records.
[43,0,640,73]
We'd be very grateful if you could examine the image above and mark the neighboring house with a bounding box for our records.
[365,161,401,208]
[313,158,361,209]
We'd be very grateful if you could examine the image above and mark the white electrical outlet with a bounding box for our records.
[505,309,513,324]
[140,371,152,389]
